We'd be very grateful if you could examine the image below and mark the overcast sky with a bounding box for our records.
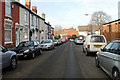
[20,0,119,29]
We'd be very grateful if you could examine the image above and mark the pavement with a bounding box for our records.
[2,42,110,78]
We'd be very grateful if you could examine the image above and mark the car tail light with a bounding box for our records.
[57,42,58,44]
[88,45,90,48]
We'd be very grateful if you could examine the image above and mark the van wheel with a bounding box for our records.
[112,68,120,80]
[86,50,90,56]
[83,47,85,52]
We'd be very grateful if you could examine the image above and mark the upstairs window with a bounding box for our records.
[25,10,27,22]
[31,15,34,25]
[5,0,11,17]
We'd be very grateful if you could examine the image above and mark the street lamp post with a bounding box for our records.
[85,14,93,35]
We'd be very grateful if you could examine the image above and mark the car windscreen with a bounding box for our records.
[41,40,51,43]
[18,41,34,47]
[78,39,82,40]
[90,36,105,43]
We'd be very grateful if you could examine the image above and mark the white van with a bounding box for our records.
[83,35,107,56]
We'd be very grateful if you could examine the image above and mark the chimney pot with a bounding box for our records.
[42,13,45,19]
[25,0,31,9]
[32,6,37,13]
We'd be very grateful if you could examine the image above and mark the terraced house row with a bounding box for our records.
[0,0,54,48]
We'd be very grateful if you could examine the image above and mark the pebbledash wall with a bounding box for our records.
[2,2,19,48]
[0,1,2,45]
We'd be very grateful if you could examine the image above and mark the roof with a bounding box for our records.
[103,19,120,25]
[12,1,45,21]
[44,22,51,26]
[78,26,88,31]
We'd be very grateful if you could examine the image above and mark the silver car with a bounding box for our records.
[40,39,54,50]
[0,45,18,69]
[95,40,120,79]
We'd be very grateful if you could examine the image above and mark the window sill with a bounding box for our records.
[5,41,13,44]
[5,15,12,19]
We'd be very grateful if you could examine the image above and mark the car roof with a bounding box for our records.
[111,40,120,43]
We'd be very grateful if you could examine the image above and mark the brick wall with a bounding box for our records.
[2,2,19,48]
[0,1,2,45]
[61,27,79,39]
[102,21,120,42]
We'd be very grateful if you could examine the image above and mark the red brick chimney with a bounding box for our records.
[32,6,37,13]
[48,21,50,24]
[42,13,45,19]
[25,0,31,9]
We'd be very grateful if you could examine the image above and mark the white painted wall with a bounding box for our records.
[20,7,29,43]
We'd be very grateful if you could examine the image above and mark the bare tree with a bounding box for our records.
[90,11,111,34]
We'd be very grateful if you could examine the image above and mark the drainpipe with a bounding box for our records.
[29,12,31,41]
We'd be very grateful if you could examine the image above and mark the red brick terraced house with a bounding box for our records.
[102,19,120,42]
[2,1,20,48]
[0,1,2,45]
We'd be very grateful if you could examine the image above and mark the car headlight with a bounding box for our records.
[24,49,29,53]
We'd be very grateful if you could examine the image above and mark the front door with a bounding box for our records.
[16,28,19,47]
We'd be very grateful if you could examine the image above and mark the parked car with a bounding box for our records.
[69,39,74,42]
[40,39,54,50]
[58,39,62,45]
[83,35,107,56]
[95,40,120,79]
[12,41,42,59]
[53,40,58,46]
[0,45,18,69]
[75,38,84,44]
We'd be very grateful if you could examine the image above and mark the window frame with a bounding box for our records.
[25,10,27,22]
[4,23,13,44]
[5,0,11,17]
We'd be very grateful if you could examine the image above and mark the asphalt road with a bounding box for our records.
[2,42,110,78]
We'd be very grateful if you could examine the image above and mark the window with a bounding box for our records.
[34,41,38,46]
[110,42,120,54]
[31,15,34,25]
[104,42,113,52]
[5,0,11,17]
[24,28,28,39]
[5,24,12,43]
[90,36,105,43]
[36,17,37,27]
[18,41,34,47]
[25,10,27,22]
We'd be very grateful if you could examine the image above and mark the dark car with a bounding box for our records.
[12,41,42,59]
[0,45,18,69]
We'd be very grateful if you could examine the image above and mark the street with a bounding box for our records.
[2,42,110,78]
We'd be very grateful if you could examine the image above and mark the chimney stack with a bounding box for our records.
[48,21,50,24]
[25,0,31,9]
[32,6,37,13]
[42,13,45,19]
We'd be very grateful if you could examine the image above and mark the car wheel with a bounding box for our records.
[10,57,17,69]
[39,49,42,55]
[112,68,120,80]
[95,56,100,68]
[31,52,35,59]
